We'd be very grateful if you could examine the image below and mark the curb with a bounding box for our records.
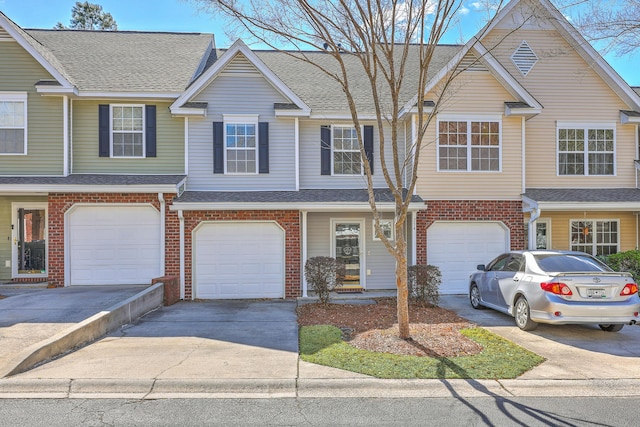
[1,378,640,399]
[0,284,164,378]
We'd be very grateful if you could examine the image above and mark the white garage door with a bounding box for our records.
[68,205,161,285]
[194,222,285,299]
[427,222,508,294]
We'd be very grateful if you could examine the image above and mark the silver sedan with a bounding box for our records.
[468,250,640,331]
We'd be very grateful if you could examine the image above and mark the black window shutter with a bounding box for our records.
[258,122,269,174]
[213,122,224,173]
[98,104,110,157]
[364,125,374,174]
[145,105,157,157]
[320,125,331,175]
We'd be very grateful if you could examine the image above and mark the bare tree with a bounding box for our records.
[55,1,118,31]
[194,0,505,339]
[558,0,640,55]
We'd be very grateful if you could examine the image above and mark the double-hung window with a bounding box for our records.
[111,105,144,157]
[557,123,615,175]
[570,219,619,256]
[437,117,501,171]
[0,92,27,155]
[333,125,361,175]
[224,114,258,174]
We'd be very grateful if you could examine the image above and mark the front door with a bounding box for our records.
[12,203,47,278]
[332,220,365,287]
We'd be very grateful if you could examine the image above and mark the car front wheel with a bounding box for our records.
[598,324,624,332]
[469,284,484,310]
[514,296,538,331]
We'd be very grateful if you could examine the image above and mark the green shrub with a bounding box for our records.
[304,256,345,304]
[601,250,640,283]
[407,264,441,306]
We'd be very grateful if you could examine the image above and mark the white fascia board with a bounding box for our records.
[171,202,425,212]
[0,184,180,193]
[171,39,311,115]
[275,109,311,117]
[171,107,207,117]
[76,92,180,100]
[505,105,542,116]
[537,201,640,211]
[0,15,75,89]
[35,85,77,95]
[621,111,640,124]
[308,113,379,120]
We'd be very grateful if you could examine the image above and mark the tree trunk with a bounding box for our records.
[395,233,410,339]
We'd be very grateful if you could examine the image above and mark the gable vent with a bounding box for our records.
[222,53,260,75]
[457,53,488,72]
[511,41,538,76]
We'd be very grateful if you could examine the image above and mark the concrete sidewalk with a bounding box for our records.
[1,286,640,399]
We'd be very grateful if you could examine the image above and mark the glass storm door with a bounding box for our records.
[333,221,364,287]
[12,204,47,277]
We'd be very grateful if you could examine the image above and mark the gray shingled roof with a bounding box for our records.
[250,46,462,114]
[633,87,640,96]
[524,188,640,202]
[0,174,185,186]
[175,188,423,204]
[26,29,213,93]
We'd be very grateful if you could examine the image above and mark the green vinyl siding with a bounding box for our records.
[72,100,185,174]
[0,41,64,175]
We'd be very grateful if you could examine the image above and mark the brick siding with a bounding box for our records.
[416,200,525,264]
[180,210,301,300]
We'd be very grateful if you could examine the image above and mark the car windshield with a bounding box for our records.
[533,254,611,272]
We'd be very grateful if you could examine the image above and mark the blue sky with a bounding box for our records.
[1,0,638,85]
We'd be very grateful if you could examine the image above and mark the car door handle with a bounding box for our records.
[513,277,519,282]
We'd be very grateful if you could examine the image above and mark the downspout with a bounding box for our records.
[521,116,526,194]
[295,117,300,191]
[158,193,166,276]
[301,210,308,297]
[184,117,189,174]
[63,96,69,176]
[523,196,541,250]
[411,209,417,265]
[178,209,185,300]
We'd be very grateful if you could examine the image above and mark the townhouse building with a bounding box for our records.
[1,0,639,299]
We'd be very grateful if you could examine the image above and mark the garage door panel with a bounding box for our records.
[194,222,285,299]
[428,222,508,294]
[68,206,161,285]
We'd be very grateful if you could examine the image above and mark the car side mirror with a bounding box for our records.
[477,264,486,271]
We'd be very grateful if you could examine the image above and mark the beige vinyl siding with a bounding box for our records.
[416,71,523,200]
[0,196,48,280]
[482,28,636,188]
[0,41,64,175]
[306,211,397,289]
[299,120,403,189]
[72,100,184,174]
[186,54,296,191]
[532,211,637,252]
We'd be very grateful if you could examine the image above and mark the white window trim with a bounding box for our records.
[534,218,551,250]
[372,219,394,241]
[110,104,145,158]
[556,122,617,176]
[0,92,28,156]
[223,114,259,175]
[436,114,503,173]
[569,218,620,255]
[331,124,364,176]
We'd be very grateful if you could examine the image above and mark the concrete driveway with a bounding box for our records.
[14,300,299,383]
[439,295,640,380]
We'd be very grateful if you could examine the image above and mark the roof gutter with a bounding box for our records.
[170,201,425,212]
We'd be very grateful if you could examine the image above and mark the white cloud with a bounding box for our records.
[459,6,471,15]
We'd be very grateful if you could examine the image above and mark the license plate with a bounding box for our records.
[587,288,606,298]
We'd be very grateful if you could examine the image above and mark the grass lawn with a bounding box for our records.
[300,325,545,379]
